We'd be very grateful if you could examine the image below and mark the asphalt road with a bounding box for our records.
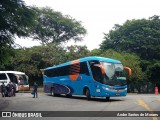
[0,93,160,120]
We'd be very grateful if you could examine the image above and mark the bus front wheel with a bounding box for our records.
[106,97,110,101]
[85,88,90,100]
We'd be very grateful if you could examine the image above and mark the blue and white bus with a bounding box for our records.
[43,56,129,100]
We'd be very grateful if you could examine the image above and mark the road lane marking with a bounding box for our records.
[137,98,158,120]
[137,98,152,111]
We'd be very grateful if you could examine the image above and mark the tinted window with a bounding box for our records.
[7,73,18,84]
[44,65,70,77]
[0,73,7,80]
[89,60,104,82]
[44,62,89,77]
[80,62,89,75]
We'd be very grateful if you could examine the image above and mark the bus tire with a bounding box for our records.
[51,87,57,96]
[66,94,72,98]
[106,97,110,101]
[85,88,90,100]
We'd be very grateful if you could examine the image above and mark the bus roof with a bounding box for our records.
[45,56,121,70]
[0,71,25,75]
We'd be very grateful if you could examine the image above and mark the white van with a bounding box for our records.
[0,71,30,92]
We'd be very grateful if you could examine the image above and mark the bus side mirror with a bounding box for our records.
[124,66,132,76]
[100,65,105,74]
[94,64,105,74]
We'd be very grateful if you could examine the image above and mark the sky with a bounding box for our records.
[15,0,160,50]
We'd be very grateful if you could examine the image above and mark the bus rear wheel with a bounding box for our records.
[66,94,72,98]
[85,88,90,100]
[51,88,58,96]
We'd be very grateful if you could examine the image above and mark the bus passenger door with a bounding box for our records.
[89,61,103,96]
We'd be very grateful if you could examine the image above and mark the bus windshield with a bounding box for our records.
[102,62,126,79]
[90,61,126,86]
[15,74,29,85]
[102,62,115,78]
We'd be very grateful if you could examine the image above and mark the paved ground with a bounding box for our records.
[0,93,160,120]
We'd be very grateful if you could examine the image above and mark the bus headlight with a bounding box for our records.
[102,86,109,90]
[125,88,127,90]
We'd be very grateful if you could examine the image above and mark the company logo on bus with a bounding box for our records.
[69,60,80,81]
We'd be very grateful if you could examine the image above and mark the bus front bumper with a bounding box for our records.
[105,87,127,97]
[95,87,127,97]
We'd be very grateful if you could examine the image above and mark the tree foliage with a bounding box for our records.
[0,2,87,66]
[66,45,90,61]
[0,0,36,64]
[100,15,160,82]
[0,46,15,69]
[100,15,160,61]
[31,7,87,44]
[146,61,160,84]
[0,0,36,44]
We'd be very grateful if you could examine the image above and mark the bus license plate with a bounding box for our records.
[116,93,120,96]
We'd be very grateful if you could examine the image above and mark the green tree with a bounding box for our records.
[100,15,160,84]
[0,0,35,43]
[146,61,160,85]
[0,0,36,65]
[31,7,87,44]
[100,15,160,61]
[90,49,101,56]
[0,46,15,69]
[66,45,90,61]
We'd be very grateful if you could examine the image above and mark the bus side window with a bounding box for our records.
[80,62,90,76]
